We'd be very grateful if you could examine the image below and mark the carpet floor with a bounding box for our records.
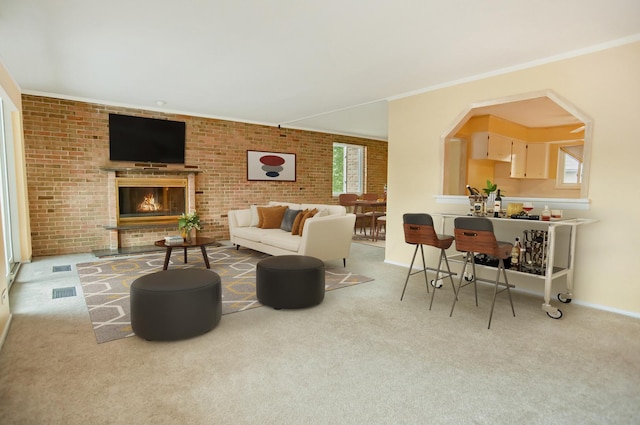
[76,246,374,343]
[4,243,640,424]
[352,234,385,248]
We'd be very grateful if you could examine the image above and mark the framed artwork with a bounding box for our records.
[247,150,296,181]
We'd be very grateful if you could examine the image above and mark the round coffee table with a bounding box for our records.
[154,236,218,270]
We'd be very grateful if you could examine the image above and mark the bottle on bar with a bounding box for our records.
[511,237,522,270]
[493,189,502,217]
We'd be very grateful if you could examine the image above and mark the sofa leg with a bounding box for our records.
[343,258,346,267]
[236,245,240,250]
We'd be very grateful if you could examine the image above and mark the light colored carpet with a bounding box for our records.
[352,234,385,248]
[1,242,639,424]
[76,246,374,343]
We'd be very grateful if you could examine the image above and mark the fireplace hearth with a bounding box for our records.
[116,178,187,226]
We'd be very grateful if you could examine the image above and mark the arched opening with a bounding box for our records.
[441,90,591,205]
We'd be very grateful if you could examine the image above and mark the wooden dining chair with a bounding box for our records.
[361,193,385,235]
[373,215,386,241]
[338,193,368,235]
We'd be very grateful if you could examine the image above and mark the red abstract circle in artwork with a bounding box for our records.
[259,155,285,166]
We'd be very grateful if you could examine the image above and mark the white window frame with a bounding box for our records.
[556,145,583,189]
[332,143,364,196]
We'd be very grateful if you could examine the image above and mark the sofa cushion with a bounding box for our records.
[258,205,288,229]
[232,227,302,252]
[316,208,329,218]
[260,231,302,252]
[234,209,253,227]
[280,208,302,232]
[232,226,267,242]
[250,205,260,227]
[298,208,319,237]
[291,208,308,235]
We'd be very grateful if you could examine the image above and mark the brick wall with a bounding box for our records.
[22,95,388,257]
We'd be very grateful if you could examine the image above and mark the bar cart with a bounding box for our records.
[435,213,596,319]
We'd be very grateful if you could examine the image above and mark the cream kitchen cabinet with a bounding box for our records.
[471,132,512,162]
[510,141,549,179]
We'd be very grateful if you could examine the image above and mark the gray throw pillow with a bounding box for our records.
[280,208,302,232]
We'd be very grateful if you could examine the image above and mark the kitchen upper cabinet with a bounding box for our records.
[510,141,527,178]
[471,132,512,162]
[510,141,549,179]
[525,143,550,178]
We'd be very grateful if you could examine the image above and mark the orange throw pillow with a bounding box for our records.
[298,208,318,236]
[291,209,309,235]
[258,205,288,229]
[257,205,277,228]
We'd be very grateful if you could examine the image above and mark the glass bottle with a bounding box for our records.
[511,237,522,270]
[493,189,502,217]
[541,205,551,221]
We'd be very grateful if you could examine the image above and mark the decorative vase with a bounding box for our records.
[181,228,193,243]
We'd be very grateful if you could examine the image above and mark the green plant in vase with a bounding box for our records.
[482,180,498,214]
[482,179,497,196]
[178,211,201,242]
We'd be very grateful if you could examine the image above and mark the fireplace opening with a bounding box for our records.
[116,178,187,226]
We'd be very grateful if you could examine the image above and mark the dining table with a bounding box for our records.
[354,199,387,239]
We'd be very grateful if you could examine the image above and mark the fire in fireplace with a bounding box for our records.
[138,193,162,212]
[116,178,187,226]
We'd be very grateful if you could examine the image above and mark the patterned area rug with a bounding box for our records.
[76,247,374,344]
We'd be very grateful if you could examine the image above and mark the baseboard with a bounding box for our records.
[0,313,13,353]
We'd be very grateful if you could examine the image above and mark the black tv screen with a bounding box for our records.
[109,114,186,164]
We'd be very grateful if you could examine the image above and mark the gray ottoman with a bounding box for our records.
[256,255,325,309]
[130,269,222,341]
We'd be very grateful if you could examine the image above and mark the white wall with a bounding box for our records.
[0,61,16,344]
[386,40,640,316]
[0,58,32,349]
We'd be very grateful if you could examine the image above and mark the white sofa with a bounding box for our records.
[227,201,356,266]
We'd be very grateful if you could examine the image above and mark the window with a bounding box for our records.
[333,143,364,195]
[556,145,583,188]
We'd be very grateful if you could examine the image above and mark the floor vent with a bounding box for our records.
[52,265,72,272]
[52,287,77,299]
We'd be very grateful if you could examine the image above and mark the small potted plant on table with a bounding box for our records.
[482,179,499,214]
[178,211,201,243]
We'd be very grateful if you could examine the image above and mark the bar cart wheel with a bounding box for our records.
[546,309,563,319]
[557,293,572,303]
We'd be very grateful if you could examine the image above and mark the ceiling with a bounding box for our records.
[1,1,639,141]
[470,97,584,128]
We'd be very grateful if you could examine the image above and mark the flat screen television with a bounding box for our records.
[109,114,186,164]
